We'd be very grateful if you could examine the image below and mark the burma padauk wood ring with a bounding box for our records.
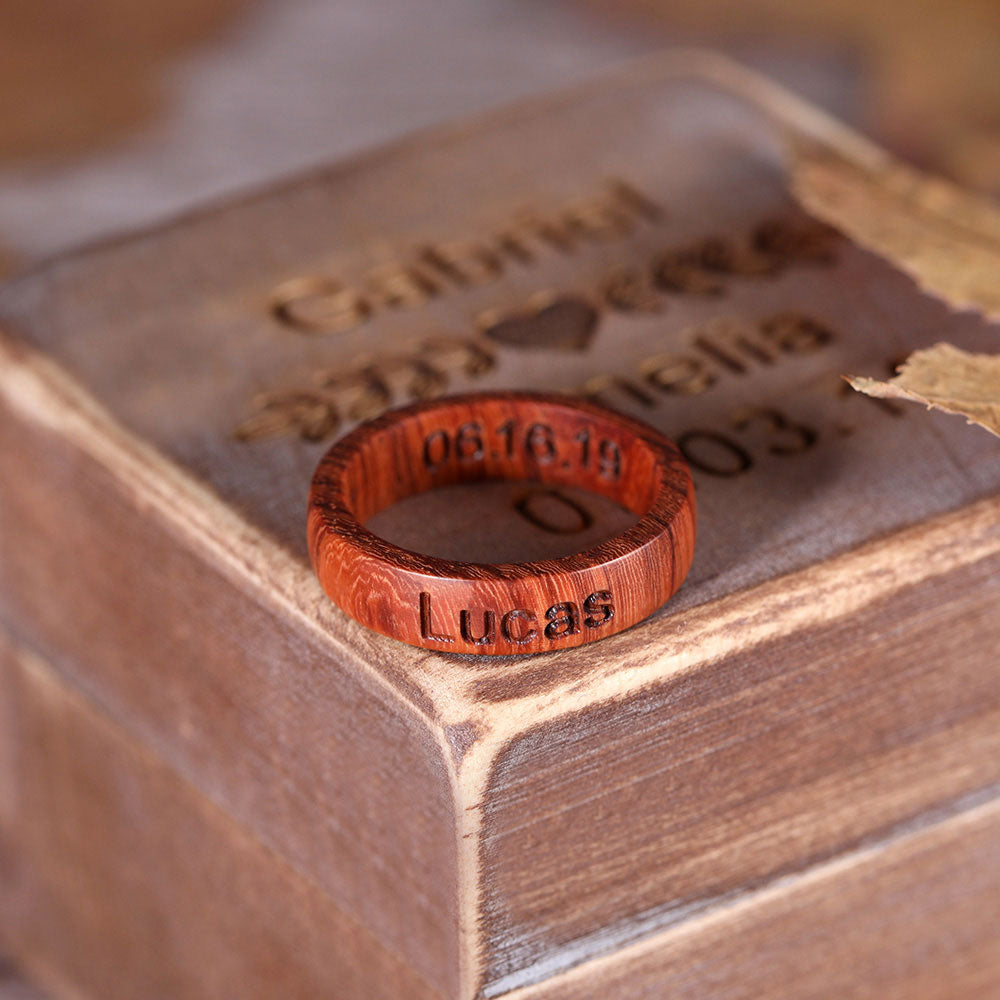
[308,391,696,655]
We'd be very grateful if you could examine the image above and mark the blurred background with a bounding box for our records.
[1,0,997,277]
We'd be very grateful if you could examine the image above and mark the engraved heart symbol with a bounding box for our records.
[478,295,599,352]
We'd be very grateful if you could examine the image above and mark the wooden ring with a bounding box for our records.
[308,391,696,654]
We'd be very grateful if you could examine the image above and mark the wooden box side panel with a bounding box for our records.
[478,548,1000,993]
[0,379,462,997]
[0,960,48,1000]
[0,634,443,1000]
[518,797,1000,1000]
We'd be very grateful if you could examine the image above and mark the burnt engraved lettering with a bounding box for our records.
[492,231,537,264]
[271,277,372,334]
[544,602,581,640]
[580,374,657,409]
[315,367,391,422]
[641,353,716,397]
[419,592,455,643]
[690,235,778,277]
[242,208,845,446]
[669,405,822,479]
[678,429,754,478]
[501,609,538,644]
[609,180,665,223]
[598,439,622,480]
[752,216,839,266]
[694,320,774,372]
[420,242,504,287]
[269,179,663,335]
[421,337,495,377]
[603,267,664,314]
[580,311,838,418]
[652,248,725,297]
[423,429,450,471]
[455,422,485,462]
[730,406,819,456]
[364,265,440,309]
[508,213,577,254]
[267,208,829,340]
[758,313,835,354]
[460,609,497,646]
[358,356,445,403]
[496,419,516,458]
[233,390,339,443]
[514,488,594,535]
[525,423,557,464]
[563,198,634,241]
[583,591,615,628]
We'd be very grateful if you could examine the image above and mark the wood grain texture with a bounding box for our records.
[2,53,1000,1000]
[0,961,46,1000]
[513,794,1000,1000]
[476,540,1000,992]
[309,392,695,653]
[0,634,444,1000]
[0,346,463,997]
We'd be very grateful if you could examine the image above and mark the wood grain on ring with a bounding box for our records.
[308,392,696,654]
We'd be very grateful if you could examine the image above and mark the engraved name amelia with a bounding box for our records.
[419,590,615,646]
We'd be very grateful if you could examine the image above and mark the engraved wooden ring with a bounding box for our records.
[308,391,696,654]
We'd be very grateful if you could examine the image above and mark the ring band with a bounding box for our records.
[308,391,696,654]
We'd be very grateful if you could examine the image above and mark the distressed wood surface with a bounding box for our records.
[2,53,999,999]
[515,794,1000,999]
[0,633,445,1000]
[0,361,461,997]
[477,518,1000,990]
[0,962,46,1000]
[308,392,695,653]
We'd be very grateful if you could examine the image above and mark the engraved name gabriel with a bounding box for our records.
[235,171,841,446]
[419,591,615,647]
[269,179,663,335]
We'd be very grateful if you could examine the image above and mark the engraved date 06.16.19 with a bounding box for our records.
[422,420,622,481]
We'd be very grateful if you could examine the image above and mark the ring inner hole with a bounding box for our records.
[344,403,657,563]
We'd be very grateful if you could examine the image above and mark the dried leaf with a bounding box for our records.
[848,343,1000,438]
[681,54,1000,441]
[779,122,1000,440]
[789,142,1000,320]
[661,52,1000,325]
